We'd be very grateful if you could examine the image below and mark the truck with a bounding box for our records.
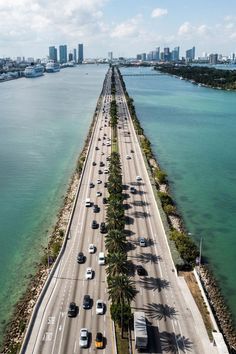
[134,312,148,350]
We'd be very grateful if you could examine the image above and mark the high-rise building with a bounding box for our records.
[164,47,170,61]
[108,51,113,61]
[68,53,73,61]
[49,46,58,62]
[78,44,84,63]
[141,53,146,61]
[172,47,180,61]
[73,48,77,63]
[209,53,218,65]
[59,45,67,64]
[136,54,142,60]
[186,46,195,62]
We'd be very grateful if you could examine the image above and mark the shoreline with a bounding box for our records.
[0,88,104,354]
[117,67,236,351]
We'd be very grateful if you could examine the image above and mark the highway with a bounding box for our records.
[22,69,114,354]
[114,68,215,354]
[21,67,215,354]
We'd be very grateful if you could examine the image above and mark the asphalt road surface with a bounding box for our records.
[22,67,215,354]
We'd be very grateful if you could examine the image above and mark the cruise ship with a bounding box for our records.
[45,61,60,73]
[24,64,44,78]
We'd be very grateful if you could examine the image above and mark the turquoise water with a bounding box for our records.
[122,67,236,324]
[0,65,107,340]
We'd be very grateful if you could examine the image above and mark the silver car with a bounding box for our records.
[79,328,89,348]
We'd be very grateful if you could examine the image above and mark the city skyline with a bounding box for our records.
[1,0,236,58]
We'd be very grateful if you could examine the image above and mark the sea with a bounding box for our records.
[121,66,236,325]
[0,64,108,342]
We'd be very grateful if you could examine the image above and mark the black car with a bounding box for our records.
[83,295,91,309]
[68,302,77,317]
[89,182,94,188]
[98,137,101,141]
[95,146,99,150]
[92,161,96,166]
[93,204,100,213]
[102,197,107,204]
[100,222,107,234]
[98,169,103,174]
[136,265,146,276]
[99,161,104,167]
[92,220,99,228]
[77,252,85,263]
[130,187,136,194]
[104,182,108,188]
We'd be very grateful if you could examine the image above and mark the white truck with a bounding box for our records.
[134,312,148,350]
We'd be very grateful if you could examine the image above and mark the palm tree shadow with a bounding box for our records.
[124,229,135,237]
[131,200,149,207]
[125,216,134,225]
[132,210,150,218]
[144,303,178,321]
[138,276,170,292]
[134,253,162,264]
[160,331,193,353]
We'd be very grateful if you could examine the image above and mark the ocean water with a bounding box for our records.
[0,64,107,341]
[122,67,236,324]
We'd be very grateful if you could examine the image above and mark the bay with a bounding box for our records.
[0,64,107,341]
[122,67,236,324]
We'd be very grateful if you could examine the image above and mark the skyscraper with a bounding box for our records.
[186,46,195,62]
[164,47,170,61]
[172,46,180,61]
[49,46,58,62]
[108,51,113,61]
[73,48,77,63]
[59,45,67,64]
[78,44,84,63]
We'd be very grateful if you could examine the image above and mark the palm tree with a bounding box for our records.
[106,208,125,230]
[106,252,128,277]
[105,229,126,253]
[108,274,137,337]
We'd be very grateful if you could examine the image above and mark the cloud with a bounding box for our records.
[151,8,168,18]
[110,16,142,39]
[178,21,212,38]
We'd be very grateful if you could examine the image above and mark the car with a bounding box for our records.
[88,244,95,253]
[68,302,77,317]
[130,149,134,153]
[85,267,93,280]
[104,124,107,127]
[92,161,96,166]
[104,168,109,174]
[104,133,107,136]
[130,187,136,194]
[89,182,94,188]
[136,176,142,181]
[93,204,100,213]
[92,220,99,228]
[98,137,101,141]
[99,161,104,167]
[83,295,91,309]
[100,222,107,234]
[103,136,106,140]
[77,252,85,263]
[98,169,103,174]
[95,146,99,150]
[106,156,110,161]
[96,191,102,197]
[106,142,111,146]
[96,300,105,315]
[136,265,146,276]
[80,328,89,348]
[104,182,108,188]
[95,332,104,349]
[102,197,107,204]
[139,237,146,247]
[126,155,131,160]
[97,179,102,184]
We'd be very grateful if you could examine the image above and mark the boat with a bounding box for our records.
[45,60,60,73]
[24,64,44,78]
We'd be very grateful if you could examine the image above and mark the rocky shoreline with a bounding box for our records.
[0,93,103,354]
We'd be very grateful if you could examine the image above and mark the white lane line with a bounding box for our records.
[73,340,77,353]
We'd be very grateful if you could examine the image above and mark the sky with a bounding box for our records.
[1,0,236,59]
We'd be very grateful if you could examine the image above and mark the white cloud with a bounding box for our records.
[178,22,212,38]
[110,16,142,39]
[151,8,168,18]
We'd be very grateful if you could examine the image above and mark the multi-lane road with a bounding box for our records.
[21,67,215,354]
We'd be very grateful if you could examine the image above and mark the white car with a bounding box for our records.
[139,237,146,247]
[104,168,109,174]
[96,191,102,197]
[85,267,93,280]
[88,244,95,254]
[97,179,102,184]
[79,328,89,348]
[96,299,105,315]
[126,155,131,160]
[136,176,142,181]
